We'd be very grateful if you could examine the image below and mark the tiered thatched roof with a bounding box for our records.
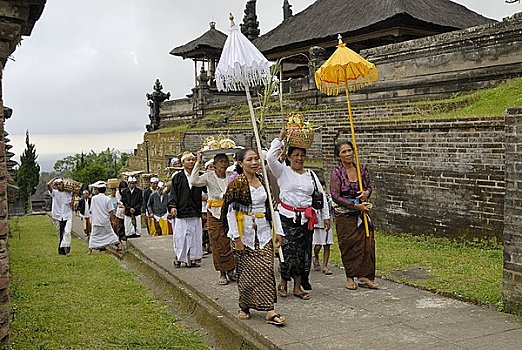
[255,0,495,57]
[170,22,227,59]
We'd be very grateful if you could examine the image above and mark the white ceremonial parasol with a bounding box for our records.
[215,14,283,260]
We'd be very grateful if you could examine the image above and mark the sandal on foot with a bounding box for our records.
[277,285,288,297]
[293,292,311,300]
[226,270,236,282]
[346,279,357,290]
[218,276,228,285]
[323,269,333,275]
[313,258,321,271]
[237,310,251,320]
[266,313,286,326]
[358,277,379,289]
[186,261,200,268]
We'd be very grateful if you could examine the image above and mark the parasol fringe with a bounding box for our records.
[216,62,271,92]
[315,68,378,96]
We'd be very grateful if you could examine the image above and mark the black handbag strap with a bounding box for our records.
[310,171,320,193]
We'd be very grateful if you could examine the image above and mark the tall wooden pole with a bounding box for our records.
[345,81,370,237]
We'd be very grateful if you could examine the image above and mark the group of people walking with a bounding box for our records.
[47,130,378,327]
[165,130,379,326]
[49,174,173,256]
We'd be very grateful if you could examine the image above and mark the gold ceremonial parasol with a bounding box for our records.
[315,35,378,237]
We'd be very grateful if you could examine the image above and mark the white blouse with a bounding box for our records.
[267,138,330,224]
[190,160,229,219]
[226,185,272,250]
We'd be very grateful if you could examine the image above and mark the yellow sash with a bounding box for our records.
[235,212,265,239]
[207,199,224,208]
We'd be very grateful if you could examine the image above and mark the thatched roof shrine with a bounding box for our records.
[255,0,496,61]
[170,22,227,59]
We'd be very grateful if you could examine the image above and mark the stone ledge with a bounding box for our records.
[122,248,280,350]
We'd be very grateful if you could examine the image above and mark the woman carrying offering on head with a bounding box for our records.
[190,152,236,285]
[222,149,285,326]
[266,128,330,300]
[330,140,378,290]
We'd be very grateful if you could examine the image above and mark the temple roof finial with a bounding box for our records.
[283,0,293,21]
[240,0,260,40]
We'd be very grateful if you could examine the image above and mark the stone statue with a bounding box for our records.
[308,46,327,90]
[146,79,170,132]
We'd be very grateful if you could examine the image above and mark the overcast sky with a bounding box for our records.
[3,0,520,170]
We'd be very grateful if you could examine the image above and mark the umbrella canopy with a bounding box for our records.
[315,35,378,95]
[215,22,270,92]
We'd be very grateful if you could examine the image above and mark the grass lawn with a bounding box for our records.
[8,215,208,350]
[327,230,503,309]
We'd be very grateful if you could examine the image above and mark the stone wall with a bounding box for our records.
[503,108,522,313]
[0,73,8,344]
[130,109,506,242]
[0,0,46,345]
[316,112,505,241]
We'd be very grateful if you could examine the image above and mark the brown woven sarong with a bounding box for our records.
[236,241,276,311]
[111,217,126,242]
[207,214,235,272]
[336,216,375,279]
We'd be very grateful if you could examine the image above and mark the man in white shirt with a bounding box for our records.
[47,177,74,256]
[88,182,121,254]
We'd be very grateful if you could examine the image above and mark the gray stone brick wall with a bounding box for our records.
[131,111,507,242]
[503,107,522,313]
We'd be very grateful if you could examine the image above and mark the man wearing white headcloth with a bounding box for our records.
[147,181,170,236]
[169,152,203,267]
[47,177,74,255]
[121,176,143,238]
[88,182,121,254]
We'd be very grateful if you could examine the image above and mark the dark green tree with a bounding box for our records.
[53,148,130,189]
[14,131,41,213]
[71,164,108,189]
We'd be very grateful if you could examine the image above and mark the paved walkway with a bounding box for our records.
[72,217,522,349]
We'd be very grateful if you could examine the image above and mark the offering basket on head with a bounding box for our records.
[63,178,82,194]
[106,178,119,189]
[285,113,316,149]
[200,136,243,159]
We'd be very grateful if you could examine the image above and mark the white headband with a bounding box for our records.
[181,153,195,162]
